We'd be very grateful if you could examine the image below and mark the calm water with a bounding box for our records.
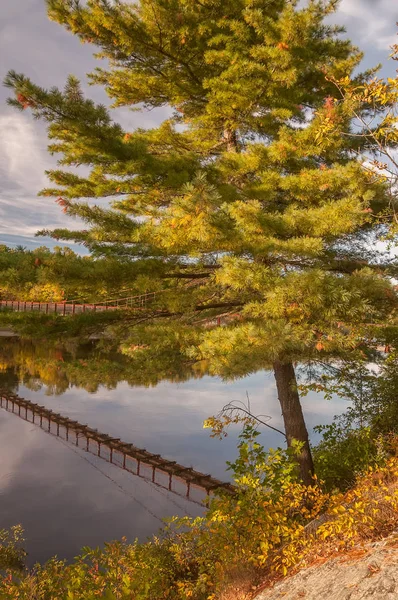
[0,339,348,565]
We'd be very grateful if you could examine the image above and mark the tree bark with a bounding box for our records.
[223,129,238,152]
[273,360,314,486]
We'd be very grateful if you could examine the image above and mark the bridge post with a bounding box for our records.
[63,303,66,316]
[72,302,76,315]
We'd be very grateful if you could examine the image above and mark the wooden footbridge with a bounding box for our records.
[0,291,158,315]
[0,291,232,327]
[0,390,234,505]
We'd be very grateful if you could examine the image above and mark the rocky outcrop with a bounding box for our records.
[256,533,398,600]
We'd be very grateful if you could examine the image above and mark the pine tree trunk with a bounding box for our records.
[224,122,313,483]
[273,360,314,486]
[224,129,238,152]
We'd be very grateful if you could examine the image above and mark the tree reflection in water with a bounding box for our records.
[0,337,207,394]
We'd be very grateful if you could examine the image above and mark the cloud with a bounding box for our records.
[0,113,81,236]
[0,114,106,238]
[0,0,97,100]
[0,109,167,239]
[0,413,38,491]
[0,114,49,193]
[337,0,397,52]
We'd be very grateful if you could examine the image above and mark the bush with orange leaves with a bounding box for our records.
[315,457,398,547]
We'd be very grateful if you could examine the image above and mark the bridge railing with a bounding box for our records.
[0,291,160,314]
[0,300,117,314]
[95,291,158,309]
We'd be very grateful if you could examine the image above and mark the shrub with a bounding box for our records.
[312,422,383,491]
[0,526,26,572]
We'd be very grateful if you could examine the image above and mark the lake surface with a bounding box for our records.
[0,338,348,565]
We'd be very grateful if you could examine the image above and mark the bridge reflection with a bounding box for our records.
[0,391,234,507]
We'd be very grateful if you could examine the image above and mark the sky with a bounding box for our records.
[0,0,397,250]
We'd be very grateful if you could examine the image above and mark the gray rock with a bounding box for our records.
[255,533,398,600]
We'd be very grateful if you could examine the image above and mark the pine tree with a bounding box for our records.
[5,0,397,483]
